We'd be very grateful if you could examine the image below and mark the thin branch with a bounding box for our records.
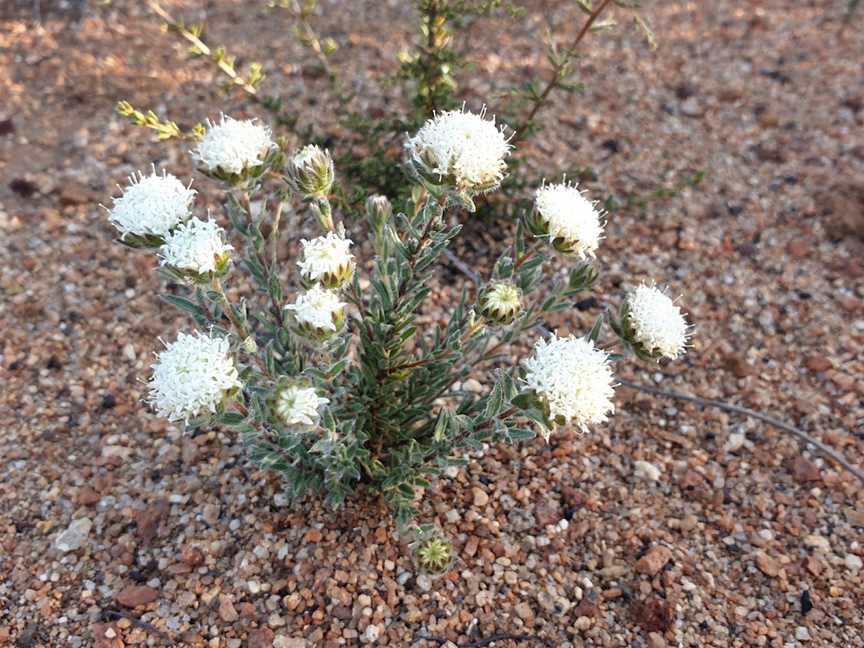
[424,0,442,116]
[101,608,172,644]
[144,0,260,96]
[212,277,250,341]
[617,378,864,485]
[443,248,482,284]
[510,0,615,144]
[415,632,552,647]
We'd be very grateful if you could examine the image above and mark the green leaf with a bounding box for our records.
[588,315,603,342]
[506,428,536,441]
[243,257,268,287]
[216,412,247,427]
[511,390,541,411]
[161,294,205,318]
[493,253,514,279]
[484,378,506,418]
[447,191,475,213]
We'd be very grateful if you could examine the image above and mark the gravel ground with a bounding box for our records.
[1,1,863,647]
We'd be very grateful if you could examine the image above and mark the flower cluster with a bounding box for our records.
[298,232,355,289]
[623,283,690,360]
[406,107,511,194]
[523,334,616,436]
[108,168,195,241]
[148,331,240,421]
[530,181,604,259]
[160,218,233,277]
[285,283,346,338]
[275,383,329,426]
[193,115,274,177]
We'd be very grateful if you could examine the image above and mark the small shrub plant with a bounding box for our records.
[105,106,690,525]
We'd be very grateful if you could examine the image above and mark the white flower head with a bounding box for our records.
[108,168,195,239]
[298,232,355,288]
[192,115,274,175]
[159,218,233,275]
[625,283,690,360]
[148,331,241,422]
[523,334,615,434]
[533,181,604,258]
[275,383,329,426]
[284,284,346,335]
[406,106,511,194]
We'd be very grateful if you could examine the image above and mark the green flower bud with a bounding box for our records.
[478,281,522,325]
[365,194,393,226]
[286,144,335,200]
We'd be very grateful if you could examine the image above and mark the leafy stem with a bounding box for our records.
[510,0,616,144]
[211,276,249,341]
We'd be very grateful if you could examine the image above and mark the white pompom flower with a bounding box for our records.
[624,283,690,360]
[522,334,615,436]
[406,106,511,194]
[108,168,195,241]
[159,218,233,277]
[531,181,604,259]
[298,232,355,289]
[192,115,274,176]
[148,331,241,422]
[284,284,346,338]
[275,383,329,427]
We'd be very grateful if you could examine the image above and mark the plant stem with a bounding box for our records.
[472,406,519,434]
[212,277,249,340]
[144,0,260,96]
[271,200,284,269]
[423,0,441,116]
[235,190,286,329]
[513,244,538,271]
[315,197,336,232]
[510,0,616,144]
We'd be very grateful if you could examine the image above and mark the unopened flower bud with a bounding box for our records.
[241,336,258,354]
[478,281,522,325]
[286,144,335,200]
[321,37,338,56]
[365,194,393,226]
[467,308,486,337]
